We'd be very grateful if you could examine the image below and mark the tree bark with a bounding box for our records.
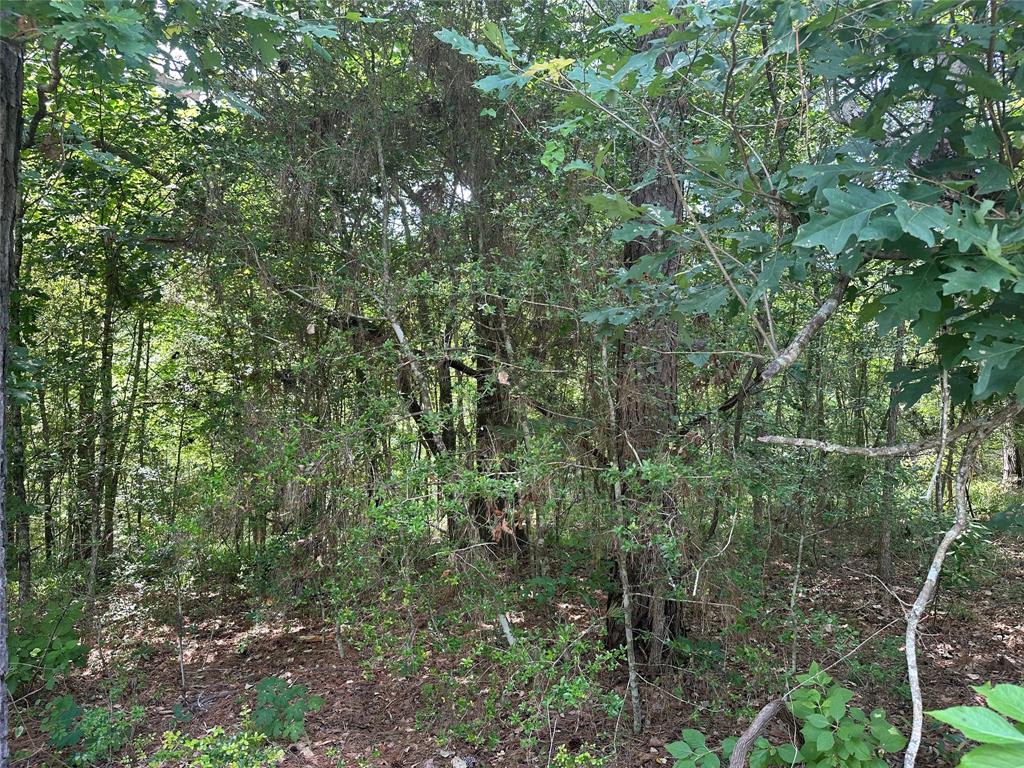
[0,31,23,766]
[879,328,905,582]
[1002,426,1022,488]
[38,387,55,562]
[74,310,97,560]
[607,139,685,667]
[97,256,116,557]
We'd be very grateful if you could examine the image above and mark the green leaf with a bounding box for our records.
[794,186,896,255]
[965,341,1024,400]
[582,193,643,221]
[875,262,943,335]
[965,125,999,157]
[776,743,798,763]
[961,744,1024,768]
[894,202,948,247]
[975,161,1011,195]
[682,728,707,750]
[928,706,1024,745]
[667,739,694,758]
[816,730,835,752]
[977,685,1024,723]
[941,258,1012,296]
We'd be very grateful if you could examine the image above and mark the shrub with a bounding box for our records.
[7,600,88,697]
[668,664,906,768]
[150,727,285,768]
[41,696,144,766]
[251,676,323,741]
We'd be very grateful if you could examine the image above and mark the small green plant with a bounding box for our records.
[929,682,1024,768]
[943,521,995,588]
[670,665,906,768]
[41,695,83,749]
[552,743,609,767]
[251,676,324,741]
[151,727,285,768]
[787,662,906,768]
[7,600,88,696]
[42,695,144,766]
[667,728,721,768]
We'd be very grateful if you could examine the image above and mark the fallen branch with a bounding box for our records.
[728,699,793,768]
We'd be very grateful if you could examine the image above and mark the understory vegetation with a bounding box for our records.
[1,1,1023,767]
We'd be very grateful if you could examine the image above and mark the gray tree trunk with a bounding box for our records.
[1,31,24,767]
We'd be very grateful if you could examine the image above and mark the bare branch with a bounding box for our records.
[902,402,1023,768]
[729,699,789,768]
[758,403,1022,456]
[23,40,62,150]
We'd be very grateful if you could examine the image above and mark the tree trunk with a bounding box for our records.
[8,73,30,604]
[0,32,24,766]
[98,257,116,557]
[9,398,29,603]
[1002,426,1022,488]
[104,314,143,553]
[878,328,905,582]
[75,315,98,561]
[607,142,685,667]
[470,292,519,550]
[38,387,55,562]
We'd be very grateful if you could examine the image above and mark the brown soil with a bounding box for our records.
[11,541,1023,768]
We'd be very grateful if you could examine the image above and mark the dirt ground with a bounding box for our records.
[11,540,1023,768]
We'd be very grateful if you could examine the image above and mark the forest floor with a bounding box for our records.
[12,538,1024,768]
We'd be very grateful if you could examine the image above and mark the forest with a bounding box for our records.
[0,1,1023,767]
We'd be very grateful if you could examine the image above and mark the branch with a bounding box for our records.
[92,138,173,184]
[694,273,852,423]
[758,403,1022,457]
[729,699,792,768]
[758,273,851,383]
[902,402,1023,768]
[23,40,62,150]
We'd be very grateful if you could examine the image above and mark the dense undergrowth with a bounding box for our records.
[9,486,1024,766]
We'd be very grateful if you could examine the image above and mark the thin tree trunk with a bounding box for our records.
[1002,426,1022,488]
[9,398,29,602]
[105,315,143,548]
[879,328,905,582]
[903,405,1022,768]
[137,330,151,532]
[97,258,116,557]
[75,310,97,560]
[38,387,55,562]
[0,33,24,764]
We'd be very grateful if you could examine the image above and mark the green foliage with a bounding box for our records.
[929,684,1024,768]
[944,520,997,588]
[673,665,905,768]
[667,728,721,768]
[150,727,285,768]
[552,743,609,768]
[443,0,1024,405]
[789,663,906,768]
[41,695,84,749]
[7,600,88,697]
[42,696,144,766]
[251,677,323,742]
